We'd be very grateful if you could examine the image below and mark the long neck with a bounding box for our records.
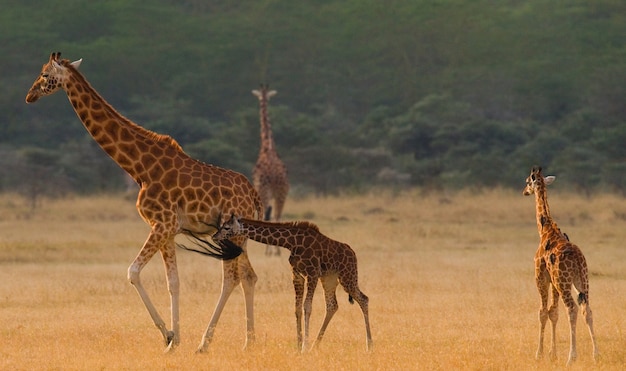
[258,96,274,152]
[238,219,310,248]
[534,183,555,236]
[62,67,183,179]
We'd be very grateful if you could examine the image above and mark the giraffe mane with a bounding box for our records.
[59,58,185,153]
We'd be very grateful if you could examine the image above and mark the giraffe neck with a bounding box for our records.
[237,219,317,248]
[62,65,183,180]
[258,97,275,153]
[534,183,557,237]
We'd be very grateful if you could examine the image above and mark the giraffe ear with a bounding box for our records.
[267,90,277,98]
[51,59,62,70]
[252,90,261,97]
[544,176,556,185]
[70,58,82,69]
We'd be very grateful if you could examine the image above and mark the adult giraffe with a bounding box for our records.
[25,52,263,353]
[252,84,289,256]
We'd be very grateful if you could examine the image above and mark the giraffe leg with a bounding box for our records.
[339,272,373,351]
[579,294,599,362]
[258,192,275,257]
[312,275,339,349]
[293,272,305,350]
[535,266,550,360]
[238,249,258,349]
[127,230,172,349]
[301,277,319,353]
[349,289,372,351]
[574,270,599,362]
[196,258,239,353]
[263,205,274,256]
[272,195,287,257]
[547,284,560,361]
[160,241,181,352]
[561,289,579,367]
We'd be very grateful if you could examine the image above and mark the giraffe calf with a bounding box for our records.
[213,215,373,352]
[523,166,598,366]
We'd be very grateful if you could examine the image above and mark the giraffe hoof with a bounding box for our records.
[163,331,179,353]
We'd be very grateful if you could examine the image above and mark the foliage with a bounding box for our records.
[2,0,625,195]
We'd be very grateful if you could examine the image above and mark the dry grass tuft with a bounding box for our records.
[0,190,624,370]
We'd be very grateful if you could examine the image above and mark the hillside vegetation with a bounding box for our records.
[1,0,625,195]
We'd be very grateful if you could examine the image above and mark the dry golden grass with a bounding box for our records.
[0,189,624,370]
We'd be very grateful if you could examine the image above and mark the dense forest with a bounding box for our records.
[1,0,625,198]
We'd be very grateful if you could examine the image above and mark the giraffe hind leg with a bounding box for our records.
[196,258,240,353]
[263,204,281,256]
[578,292,599,362]
[340,275,372,351]
[353,291,373,351]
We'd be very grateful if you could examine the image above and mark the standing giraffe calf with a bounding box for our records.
[523,166,598,366]
[212,215,372,352]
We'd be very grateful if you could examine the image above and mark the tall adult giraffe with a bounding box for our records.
[25,52,263,353]
[252,84,289,256]
[523,166,598,366]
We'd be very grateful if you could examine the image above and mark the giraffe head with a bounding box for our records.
[25,52,82,103]
[252,84,277,101]
[213,214,243,241]
[523,165,555,196]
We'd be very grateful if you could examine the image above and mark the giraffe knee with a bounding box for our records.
[548,306,558,322]
[245,269,258,286]
[127,265,140,285]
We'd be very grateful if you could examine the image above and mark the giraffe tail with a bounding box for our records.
[177,231,243,260]
[349,295,354,304]
[578,292,588,305]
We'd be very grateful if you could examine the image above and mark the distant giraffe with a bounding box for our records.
[211,214,372,352]
[252,84,289,256]
[523,166,598,366]
[25,52,263,353]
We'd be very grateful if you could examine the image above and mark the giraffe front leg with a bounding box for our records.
[128,233,173,350]
[547,285,560,361]
[301,277,318,353]
[535,269,550,360]
[238,251,258,349]
[293,273,305,351]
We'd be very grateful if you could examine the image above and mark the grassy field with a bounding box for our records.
[0,189,624,370]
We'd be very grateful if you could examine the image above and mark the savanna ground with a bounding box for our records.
[0,189,624,370]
